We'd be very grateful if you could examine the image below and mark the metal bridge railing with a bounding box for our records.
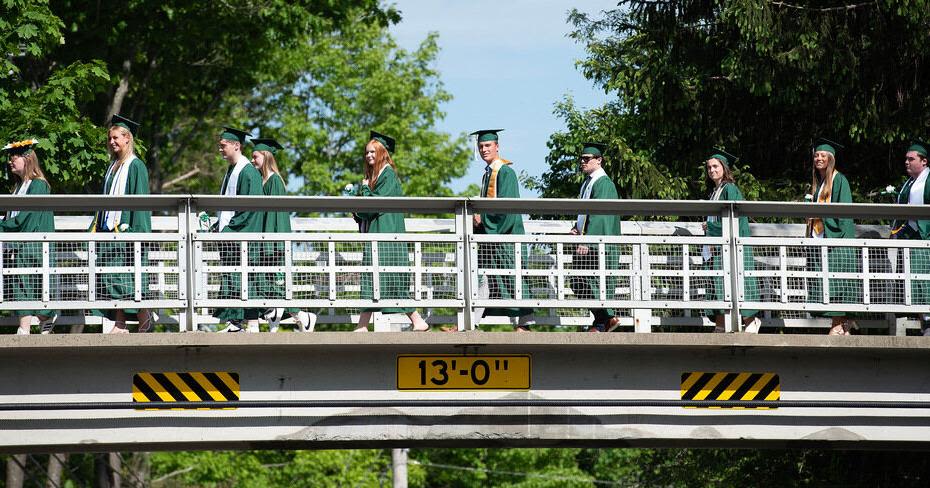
[0,195,927,333]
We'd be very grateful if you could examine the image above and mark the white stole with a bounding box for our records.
[703,183,727,262]
[575,168,606,234]
[101,155,134,231]
[6,179,32,219]
[908,167,929,231]
[217,154,251,232]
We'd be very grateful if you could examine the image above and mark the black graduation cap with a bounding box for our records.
[251,138,283,154]
[812,137,844,156]
[708,147,739,168]
[580,142,607,157]
[469,129,504,143]
[369,130,396,155]
[110,114,140,136]
[220,127,249,144]
[1,139,38,156]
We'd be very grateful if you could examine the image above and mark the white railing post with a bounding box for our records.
[726,203,741,332]
[458,201,474,331]
[183,199,197,332]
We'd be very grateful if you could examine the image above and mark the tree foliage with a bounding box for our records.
[238,20,470,197]
[3,1,469,197]
[0,0,111,191]
[538,0,930,202]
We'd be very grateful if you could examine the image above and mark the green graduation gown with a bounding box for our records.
[892,170,930,305]
[357,166,413,313]
[704,182,758,317]
[213,162,264,322]
[807,171,858,315]
[255,173,299,314]
[1,179,55,316]
[93,157,152,318]
[571,175,620,324]
[477,162,532,317]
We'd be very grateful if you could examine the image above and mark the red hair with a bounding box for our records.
[364,139,397,190]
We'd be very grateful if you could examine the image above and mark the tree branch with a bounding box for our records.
[161,167,201,189]
[769,1,877,12]
[106,58,131,120]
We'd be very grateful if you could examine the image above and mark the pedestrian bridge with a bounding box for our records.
[1,332,929,453]
[0,195,927,333]
[1,196,930,453]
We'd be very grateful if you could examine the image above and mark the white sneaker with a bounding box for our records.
[742,317,762,334]
[16,327,29,335]
[264,308,284,332]
[39,313,57,334]
[219,322,244,333]
[296,311,317,332]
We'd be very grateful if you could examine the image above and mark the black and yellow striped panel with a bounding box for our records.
[680,372,779,409]
[133,372,239,409]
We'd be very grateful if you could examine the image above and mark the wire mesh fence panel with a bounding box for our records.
[1,240,46,309]
[647,243,688,302]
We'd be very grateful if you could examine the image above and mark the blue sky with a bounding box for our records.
[389,0,618,197]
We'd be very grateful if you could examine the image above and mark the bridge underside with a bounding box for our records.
[1,333,929,453]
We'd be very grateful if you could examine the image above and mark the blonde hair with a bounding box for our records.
[364,139,397,190]
[255,150,285,184]
[811,151,836,202]
[106,125,135,162]
[12,151,49,187]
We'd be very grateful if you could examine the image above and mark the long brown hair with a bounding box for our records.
[255,150,285,185]
[364,139,397,190]
[705,157,735,191]
[811,151,836,202]
[12,151,49,188]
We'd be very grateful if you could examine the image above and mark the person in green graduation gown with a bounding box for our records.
[91,115,153,333]
[353,131,430,332]
[701,149,760,333]
[890,140,930,336]
[1,139,57,334]
[249,137,316,333]
[568,143,622,332]
[470,129,535,331]
[214,127,264,333]
[806,138,858,335]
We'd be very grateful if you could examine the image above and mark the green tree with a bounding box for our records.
[0,0,111,191]
[539,0,930,202]
[237,20,470,197]
[1,0,396,193]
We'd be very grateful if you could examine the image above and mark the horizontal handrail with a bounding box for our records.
[0,195,927,219]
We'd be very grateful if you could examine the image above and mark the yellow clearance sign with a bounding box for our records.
[397,355,531,390]
[133,372,239,409]
[680,371,780,408]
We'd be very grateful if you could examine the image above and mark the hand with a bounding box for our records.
[701,222,707,232]
[361,178,369,187]
[569,227,579,235]
[473,214,481,227]
[576,244,589,255]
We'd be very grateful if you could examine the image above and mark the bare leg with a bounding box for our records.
[110,310,129,333]
[408,311,429,331]
[828,316,851,335]
[714,315,726,333]
[137,309,152,332]
[355,311,372,332]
